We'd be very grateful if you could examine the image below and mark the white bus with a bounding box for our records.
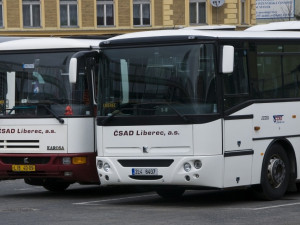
[84,29,300,200]
[246,21,300,31]
[0,37,102,191]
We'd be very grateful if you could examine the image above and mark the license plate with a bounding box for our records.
[12,165,35,172]
[132,168,158,176]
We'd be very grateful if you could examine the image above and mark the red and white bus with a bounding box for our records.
[0,37,102,191]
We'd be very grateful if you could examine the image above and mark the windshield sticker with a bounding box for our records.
[103,102,116,108]
[23,64,34,69]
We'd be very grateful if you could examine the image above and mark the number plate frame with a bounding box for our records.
[12,165,36,172]
[132,168,158,176]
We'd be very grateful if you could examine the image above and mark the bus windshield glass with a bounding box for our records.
[99,43,217,117]
[0,51,92,117]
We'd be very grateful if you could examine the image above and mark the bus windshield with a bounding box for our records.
[99,43,217,117]
[0,51,92,117]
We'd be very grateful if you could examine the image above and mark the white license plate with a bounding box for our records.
[132,168,158,176]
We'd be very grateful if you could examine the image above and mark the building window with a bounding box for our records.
[23,0,41,27]
[0,0,3,27]
[133,0,150,26]
[241,0,246,24]
[97,0,114,26]
[60,0,78,27]
[190,0,206,24]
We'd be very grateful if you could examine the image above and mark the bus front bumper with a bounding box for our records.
[96,156,224,188]
[0,153,99,184]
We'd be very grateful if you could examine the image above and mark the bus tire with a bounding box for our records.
[42,180,70,192]
[259,143,290,200]
[156,187,185,199]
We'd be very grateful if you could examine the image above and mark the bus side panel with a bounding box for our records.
[67,118,95,154]
[232,102,300,185]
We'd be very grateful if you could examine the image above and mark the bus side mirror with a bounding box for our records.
[220,45,234,74]
[69,51,99,84]
[69,58,77,84]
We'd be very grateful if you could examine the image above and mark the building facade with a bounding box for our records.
[0,0,256,37]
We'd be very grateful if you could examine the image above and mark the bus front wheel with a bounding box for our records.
[259,144,290,200]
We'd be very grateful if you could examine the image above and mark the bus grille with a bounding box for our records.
[2,157,50,165]
[118,159,174,167]
[0,140,39,150]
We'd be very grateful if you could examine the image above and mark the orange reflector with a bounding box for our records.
[72,157,87,165]
[261,153,264,156]
[64,105,73,115]
[254,126,260,131]
[292,115,296,118]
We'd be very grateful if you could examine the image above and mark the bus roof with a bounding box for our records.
[0,36,29,43]
[105,29,300,45]
[182,25,236,30]
[246,21,300,31]
[0,37,104,51]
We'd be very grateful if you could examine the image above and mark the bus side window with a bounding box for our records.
[223,49,249,109]
[257,55,282,98]
[254,43,300,99]
[282,45,300,98]
[285,63,300,98]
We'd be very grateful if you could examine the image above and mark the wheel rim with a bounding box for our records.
[267,154,286,188]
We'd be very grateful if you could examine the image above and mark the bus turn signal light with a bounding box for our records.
[254,126,260,131]
[72,157,87,165]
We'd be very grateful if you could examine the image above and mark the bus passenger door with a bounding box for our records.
[223,116,253,188]
[222,47,253,188]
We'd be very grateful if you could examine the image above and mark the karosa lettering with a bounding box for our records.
[114,130,166,136]
[47,146,64,150]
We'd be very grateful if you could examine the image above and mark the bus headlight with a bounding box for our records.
[103,163,110,172]
[183,163,191,172]
[62,157,71,165]
[97,160,103,169]
[194,160,202,169]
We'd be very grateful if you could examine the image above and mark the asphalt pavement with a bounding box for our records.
[1,179,300,225]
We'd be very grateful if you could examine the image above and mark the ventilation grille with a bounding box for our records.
[0,140,39,150]
[2,157,50,164]
[118,159,174,167]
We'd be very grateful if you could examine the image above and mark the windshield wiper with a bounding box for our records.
[7,104,64,124]
[101,109,130,125]
[101,102,190,125]
[163,103,190,123]
[40,104,64,124]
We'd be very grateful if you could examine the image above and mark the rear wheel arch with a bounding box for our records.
[267,139,297,181]
[257,139,296,200]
